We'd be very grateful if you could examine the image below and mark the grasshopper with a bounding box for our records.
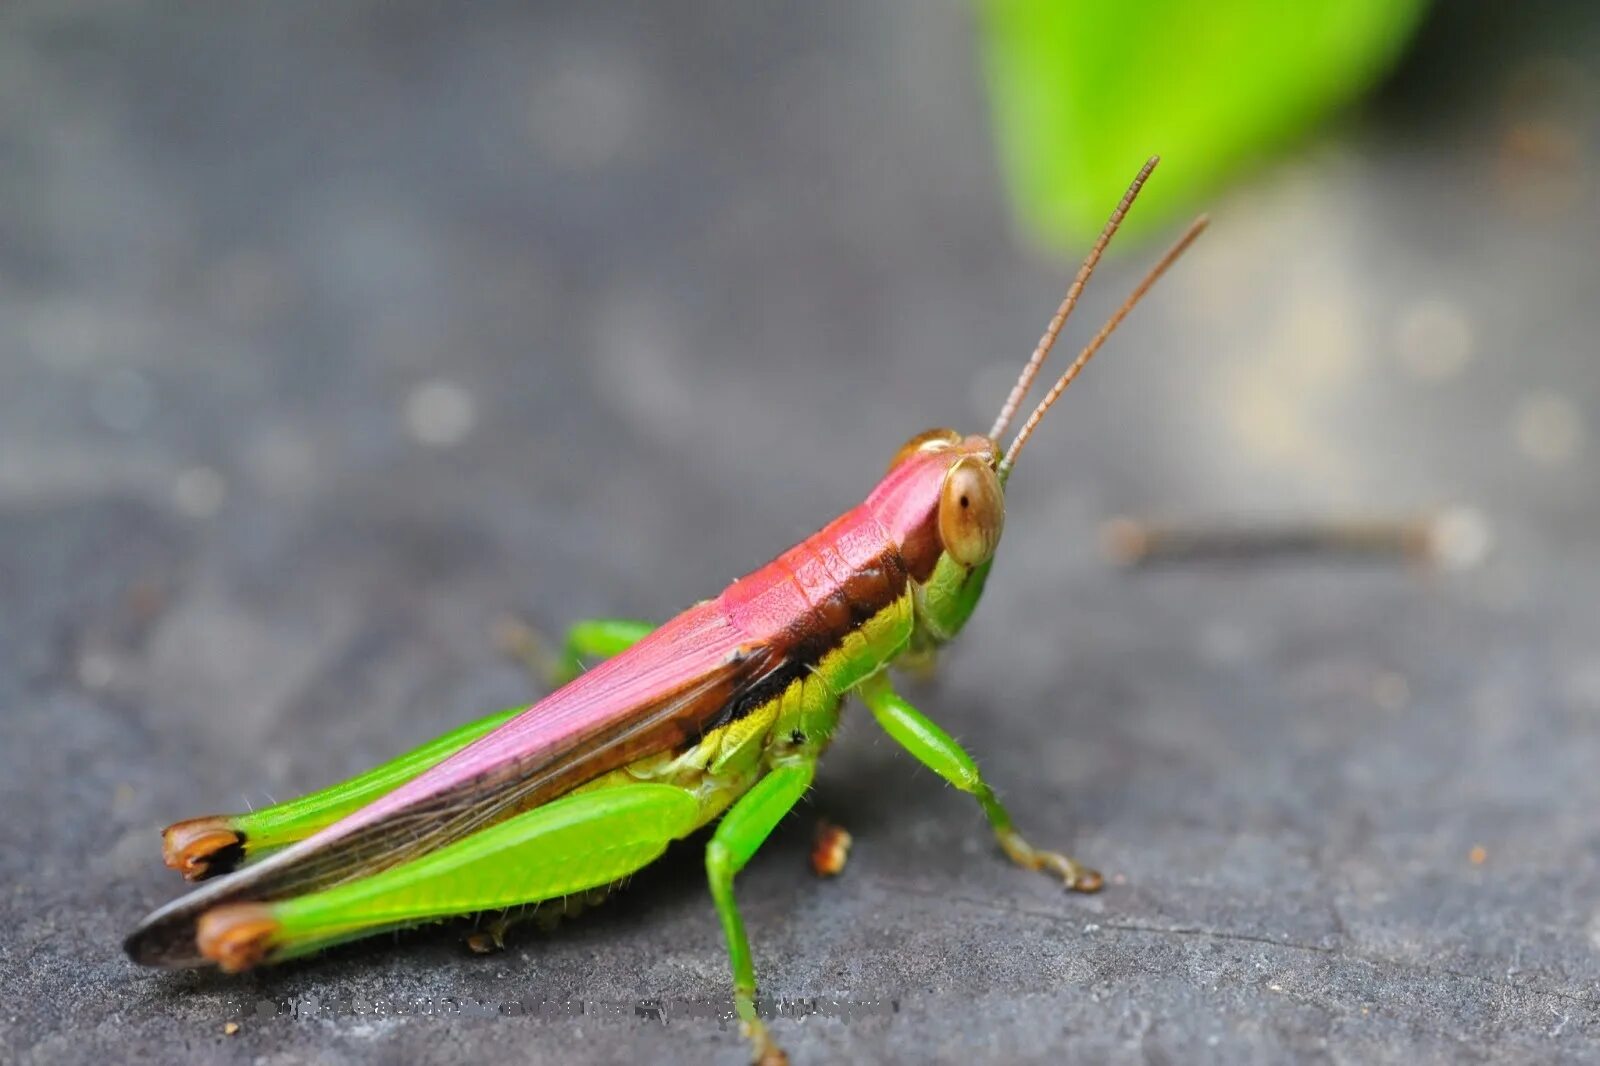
[126,157,1205,1064]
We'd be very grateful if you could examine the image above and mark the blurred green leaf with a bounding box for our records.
[979,0,1429,247]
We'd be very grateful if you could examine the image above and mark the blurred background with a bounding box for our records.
[2,3,1598,1064]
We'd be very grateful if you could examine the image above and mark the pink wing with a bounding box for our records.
[126,601,780,966]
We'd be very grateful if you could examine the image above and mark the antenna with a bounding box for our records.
[998,213,1209,480]
[988,156,1161,444]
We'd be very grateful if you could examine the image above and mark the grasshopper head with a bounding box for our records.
[869,158,1208,652]
[868,430,1004,648]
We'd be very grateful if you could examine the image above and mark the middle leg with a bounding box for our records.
[857,672,1102,892]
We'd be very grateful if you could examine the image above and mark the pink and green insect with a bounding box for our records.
[126,158,1206,1064]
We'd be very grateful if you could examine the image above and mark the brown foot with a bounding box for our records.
[810,819,853,878]
[997,829,1103,893]
[162,816,244,881]
[196,903,280,972]
[743,1019,788,1066]
[465,921,508,954]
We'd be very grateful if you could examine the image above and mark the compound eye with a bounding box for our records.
[938,457,1004,567]
[888,428,962,473]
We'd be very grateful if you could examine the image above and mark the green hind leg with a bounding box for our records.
[706,760,816,1066]
[165,617,657,881]
[195,781,703,970]
[858,673,1102,892]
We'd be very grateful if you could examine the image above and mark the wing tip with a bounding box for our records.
[123,909,206,969]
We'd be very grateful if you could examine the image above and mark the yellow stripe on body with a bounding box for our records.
[585,589,918,831]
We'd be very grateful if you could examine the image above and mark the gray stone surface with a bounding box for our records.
[3,3,1599,1063]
